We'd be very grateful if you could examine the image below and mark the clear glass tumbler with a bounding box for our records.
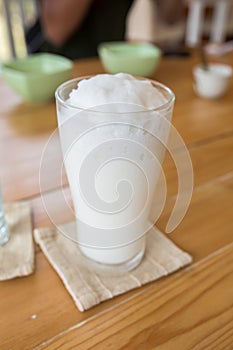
[56,76,174,272]
[0,189,9,246]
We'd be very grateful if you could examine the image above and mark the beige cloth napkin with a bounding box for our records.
[0,201,34,281]
[34,222,192,312]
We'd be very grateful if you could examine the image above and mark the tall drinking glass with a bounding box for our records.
[56,76,174,272]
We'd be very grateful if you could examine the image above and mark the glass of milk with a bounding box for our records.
[55,74,175,272]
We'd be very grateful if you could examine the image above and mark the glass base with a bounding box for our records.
[80,242,146,275]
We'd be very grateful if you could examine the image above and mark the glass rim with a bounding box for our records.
[55,75,175,114]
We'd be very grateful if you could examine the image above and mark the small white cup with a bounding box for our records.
[193,63,232,99]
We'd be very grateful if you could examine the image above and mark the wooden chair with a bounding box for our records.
[185,0,231,47]
[2,0,38,58]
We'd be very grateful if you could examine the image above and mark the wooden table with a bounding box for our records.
[0,52,233,350]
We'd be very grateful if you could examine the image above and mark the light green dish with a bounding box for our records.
[1,53,73,103]
[98,42,161,77]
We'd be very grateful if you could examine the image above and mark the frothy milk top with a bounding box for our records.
[68,73,166,110]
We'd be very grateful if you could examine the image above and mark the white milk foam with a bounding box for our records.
[68,73,166,110]
[58,74,171,265]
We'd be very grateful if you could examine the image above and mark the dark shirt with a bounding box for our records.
[27,0,133,59]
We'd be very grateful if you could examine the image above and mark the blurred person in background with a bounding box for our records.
[26,0,184,59]
[27,0,133,59]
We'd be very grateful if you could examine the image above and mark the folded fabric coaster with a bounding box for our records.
[0,201,34,281]
[34,222,192,312]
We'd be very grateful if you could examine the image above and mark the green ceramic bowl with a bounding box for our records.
[1,53,73,103]
[98,42,161,77]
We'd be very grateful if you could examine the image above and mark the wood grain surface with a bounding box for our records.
[36,243,233,350]
[0,52,232,350]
